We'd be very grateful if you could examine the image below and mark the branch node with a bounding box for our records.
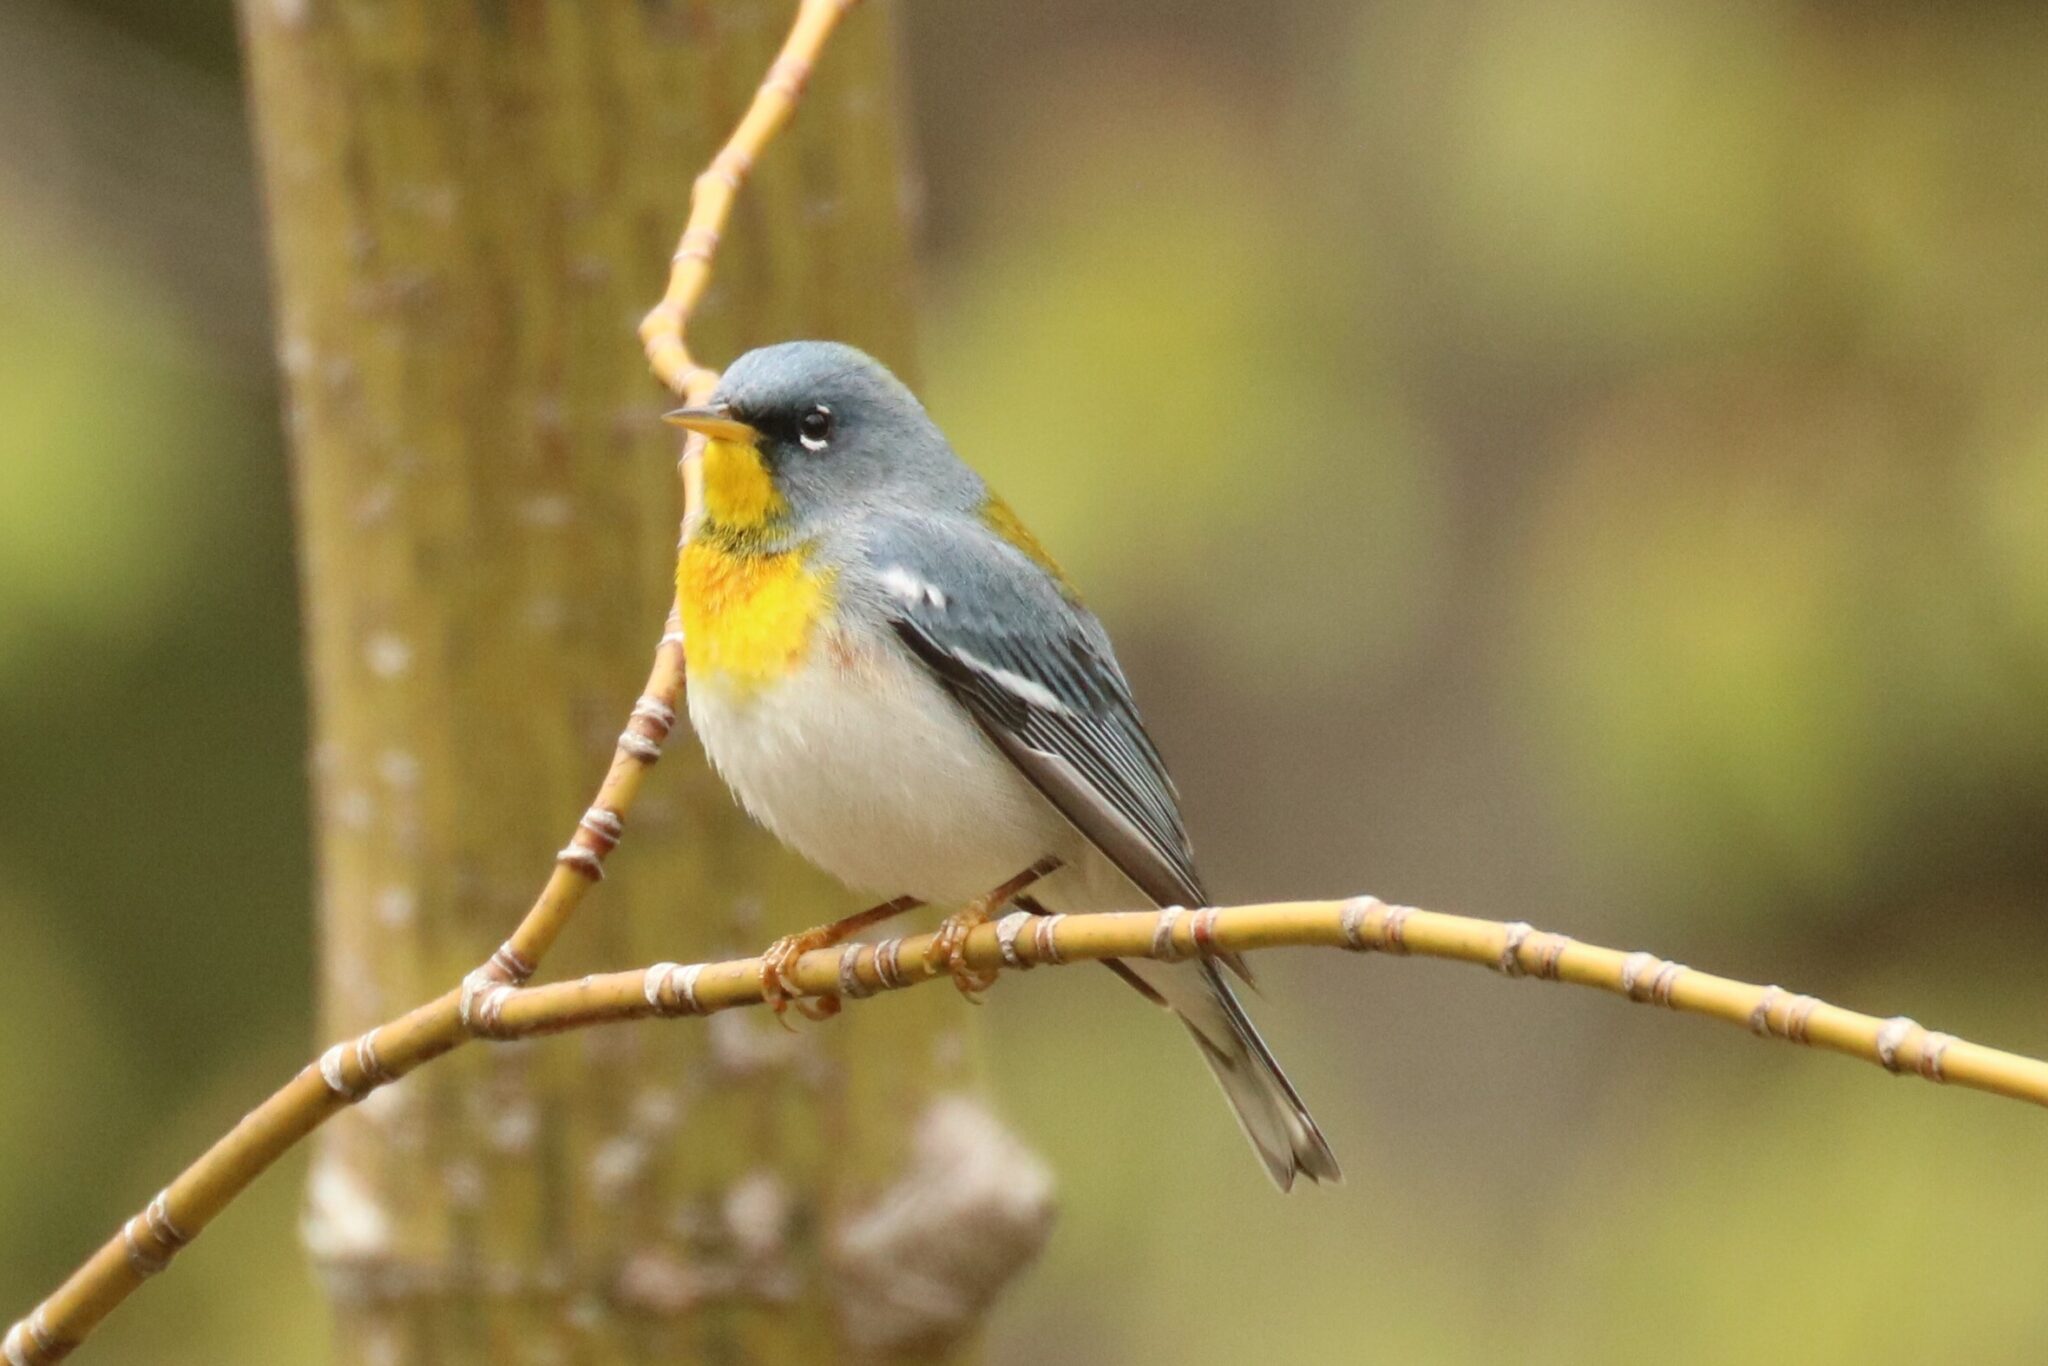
[317,1029,398,1100]
[1620,951,1653,997]
[1030,913,1066,965]
[4,1307,67,1365]
[578,807,624,854]
[1497,921,1534,977]
[1751,985,1783,1035]
[318,1044,364,1102]
[487,942,536,985]
[555,844,607,881]
[354,1027,395,1087]
[458,973,484,1030]
[1151,907,1192,963]
[630,695,678,739]
[714,148,755,186]
[839,942,878,999]
[1785,993,1820,1044]
[1919,1031,1956,1083]
[616,730,664,764]
[672,227,721,264]
[1339,895,1413,954]
[644,961,706,1016]
[1339,896,1371,948]
[1620,952,1687,1007]
[872,937,910,988]
[643,961,677,1008]
[145,1191,187,1250]
[1875,1016,1919,1074]
[456,941,538,1033]
[764,56,812,100]
[1753,987,1821,1044]
[459,971,518,1037]
[121,1217,168,1277]
[995,911,1035,969]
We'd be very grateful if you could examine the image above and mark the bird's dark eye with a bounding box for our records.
[797,404,834,452]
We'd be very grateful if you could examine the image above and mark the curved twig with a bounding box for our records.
[16,896,2047,1363]
[639,0,863,539]
[481,898,2048,1109]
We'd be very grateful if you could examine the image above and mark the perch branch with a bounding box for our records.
[17,895,2048,1362]
[468,898,2048,1108]
[2,0,862,1357]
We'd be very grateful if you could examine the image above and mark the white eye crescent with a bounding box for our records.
[798,404,833,452]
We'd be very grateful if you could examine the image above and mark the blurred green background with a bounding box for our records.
[5,0,2048,1361]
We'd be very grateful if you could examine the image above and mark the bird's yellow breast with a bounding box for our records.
[677,540,833,694]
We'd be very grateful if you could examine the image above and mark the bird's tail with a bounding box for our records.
[1119,956,1343,1191]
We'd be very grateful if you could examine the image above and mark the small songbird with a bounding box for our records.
[666,341,1340,1190]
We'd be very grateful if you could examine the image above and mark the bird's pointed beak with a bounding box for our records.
[663,403,759,443]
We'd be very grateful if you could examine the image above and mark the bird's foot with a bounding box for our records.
[760,896,922,1027]
[925,908,999,1000]
[924,857,1063,1000]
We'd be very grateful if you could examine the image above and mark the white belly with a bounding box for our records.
[687,630,1100,907]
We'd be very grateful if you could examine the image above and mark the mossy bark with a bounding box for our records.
[238,4,1029,1361]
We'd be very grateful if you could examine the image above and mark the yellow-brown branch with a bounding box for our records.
[18,895,2048,1365]
[639,0,865,538]
[475,898,2047,1108]
[640,0,861,400]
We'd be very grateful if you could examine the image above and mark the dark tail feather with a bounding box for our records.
[1123,957,1343,1191]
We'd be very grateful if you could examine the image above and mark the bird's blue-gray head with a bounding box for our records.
[665,341,982,540]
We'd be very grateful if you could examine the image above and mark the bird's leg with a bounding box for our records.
[761,896,923,1024]
[925,856,1063,1000]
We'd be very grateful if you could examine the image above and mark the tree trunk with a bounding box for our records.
[236,3,1050,1361]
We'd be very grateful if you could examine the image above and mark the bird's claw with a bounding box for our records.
[925,910,999,1000]
[793,994,841,1023]
[753,897,927,1027]
[760,931,831,1028]
[921,859,1063,1003]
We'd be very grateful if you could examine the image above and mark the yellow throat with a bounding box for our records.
[677,435,831,693]
[698,433,787,531]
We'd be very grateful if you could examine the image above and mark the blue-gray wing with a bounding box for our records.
[864,514,1209,914]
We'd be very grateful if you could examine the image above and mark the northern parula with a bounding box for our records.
[666,341,1340,1191]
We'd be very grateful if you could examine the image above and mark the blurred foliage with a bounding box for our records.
[1433,0,1802,360]
[923,65,1444,684]
[6,0,2048,1362]
[0,228,218,687]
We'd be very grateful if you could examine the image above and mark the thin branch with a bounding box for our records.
[19,881,2048,1366]
[640,0,863,537]
[640,0,858,398]
[22,891,2046,1366]
[3,0,860,1357]
[461,899,2048,1109]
